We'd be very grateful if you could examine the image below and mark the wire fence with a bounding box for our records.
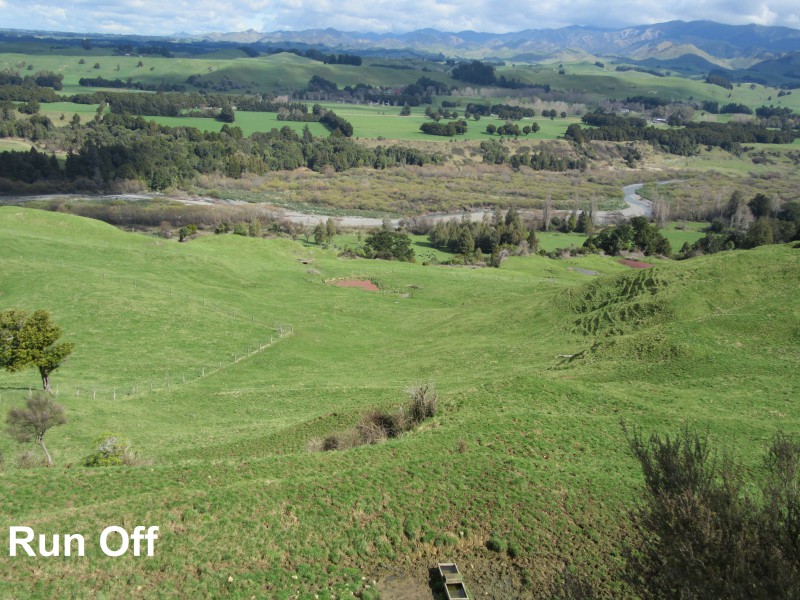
[0,323,294,404]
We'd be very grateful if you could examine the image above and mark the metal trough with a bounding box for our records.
[438,563,468,599]
[445,581,469,599]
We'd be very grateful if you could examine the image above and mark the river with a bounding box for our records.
[3,181,673,228]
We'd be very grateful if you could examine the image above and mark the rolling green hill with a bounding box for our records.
[0,207,798,598]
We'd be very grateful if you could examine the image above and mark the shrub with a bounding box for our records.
[321,431,357,451]
[313,385,439,452]
[305,437,323,452]
[406,383,438,425]
[17,449,46,469]
[355,418,388,446]
[83,432,136,467]
[623,423,800,598]
[360,410,405,440]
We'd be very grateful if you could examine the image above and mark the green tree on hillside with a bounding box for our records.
[748,193,773,219]
[0,309,74,392]
[363,230,415,262]
[326,217,337,240]
[313,223,328,246]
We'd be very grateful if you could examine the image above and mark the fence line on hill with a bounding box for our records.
[1,323,294,404]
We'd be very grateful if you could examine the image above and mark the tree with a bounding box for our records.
[748,193,773,219]
[248,218,262,237]
[575,210,593,235]
[743,218,774,249]
[455,227,475,255]
[217,102,235,123]
[724,190,750,230]
[363,230,415,262]
[0,310,74,392]
[313,223,328,245]
[6,392,66,466]
[399,103,411,116]
[326,217,337,240]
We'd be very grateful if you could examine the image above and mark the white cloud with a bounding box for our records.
[0,0,799,35]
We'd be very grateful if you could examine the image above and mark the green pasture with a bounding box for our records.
[0,51,453,97]
[37,101,100,125]
[332,232,457,264]
[498,61,800,113]
[1,206,798,597]
[147,111,330,138]
[0,138,33,151]
[2,48,798,115]
[143,102,578,142]
[523,225,704,253]
[660,222,708,248]
[313,102,579,141]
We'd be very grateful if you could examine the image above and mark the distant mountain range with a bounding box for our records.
[2,20,800,86]
[198,20,800,65]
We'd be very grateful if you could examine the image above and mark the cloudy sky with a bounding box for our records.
[1,0,798,35]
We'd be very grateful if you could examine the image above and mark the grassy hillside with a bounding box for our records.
[0,207,798,598]
[0,51,453,96]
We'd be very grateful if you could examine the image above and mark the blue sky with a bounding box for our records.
[0,0,798,35]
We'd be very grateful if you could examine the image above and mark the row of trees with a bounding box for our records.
[0,69,63,90]
[0,110,440,191]
[427,207,537,265]
[678,192,800,258]
[567,113,797,155]
[584,216,672,256]
[419,120,468,136]
[450,60,540,89]
[479,139,588,171]
[485,122,540,137]
[465,103,543,120]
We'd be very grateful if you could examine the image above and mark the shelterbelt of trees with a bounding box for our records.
[0,112,441,191]
[566,111,799,155]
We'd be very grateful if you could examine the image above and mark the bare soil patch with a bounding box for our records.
[331,279,379,291]
[568,267,600,276]
[619,258,653,269]
[375,572,435,599]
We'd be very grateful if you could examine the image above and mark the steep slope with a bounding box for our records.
[0,208,798,598]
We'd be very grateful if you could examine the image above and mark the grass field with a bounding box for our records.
[499,61,800,113]
[0,206,798,598]
[142,103,579,141]
[0,138,33,151]
[0,52,454,97]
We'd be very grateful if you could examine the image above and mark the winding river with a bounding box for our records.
[4,181,672,228]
